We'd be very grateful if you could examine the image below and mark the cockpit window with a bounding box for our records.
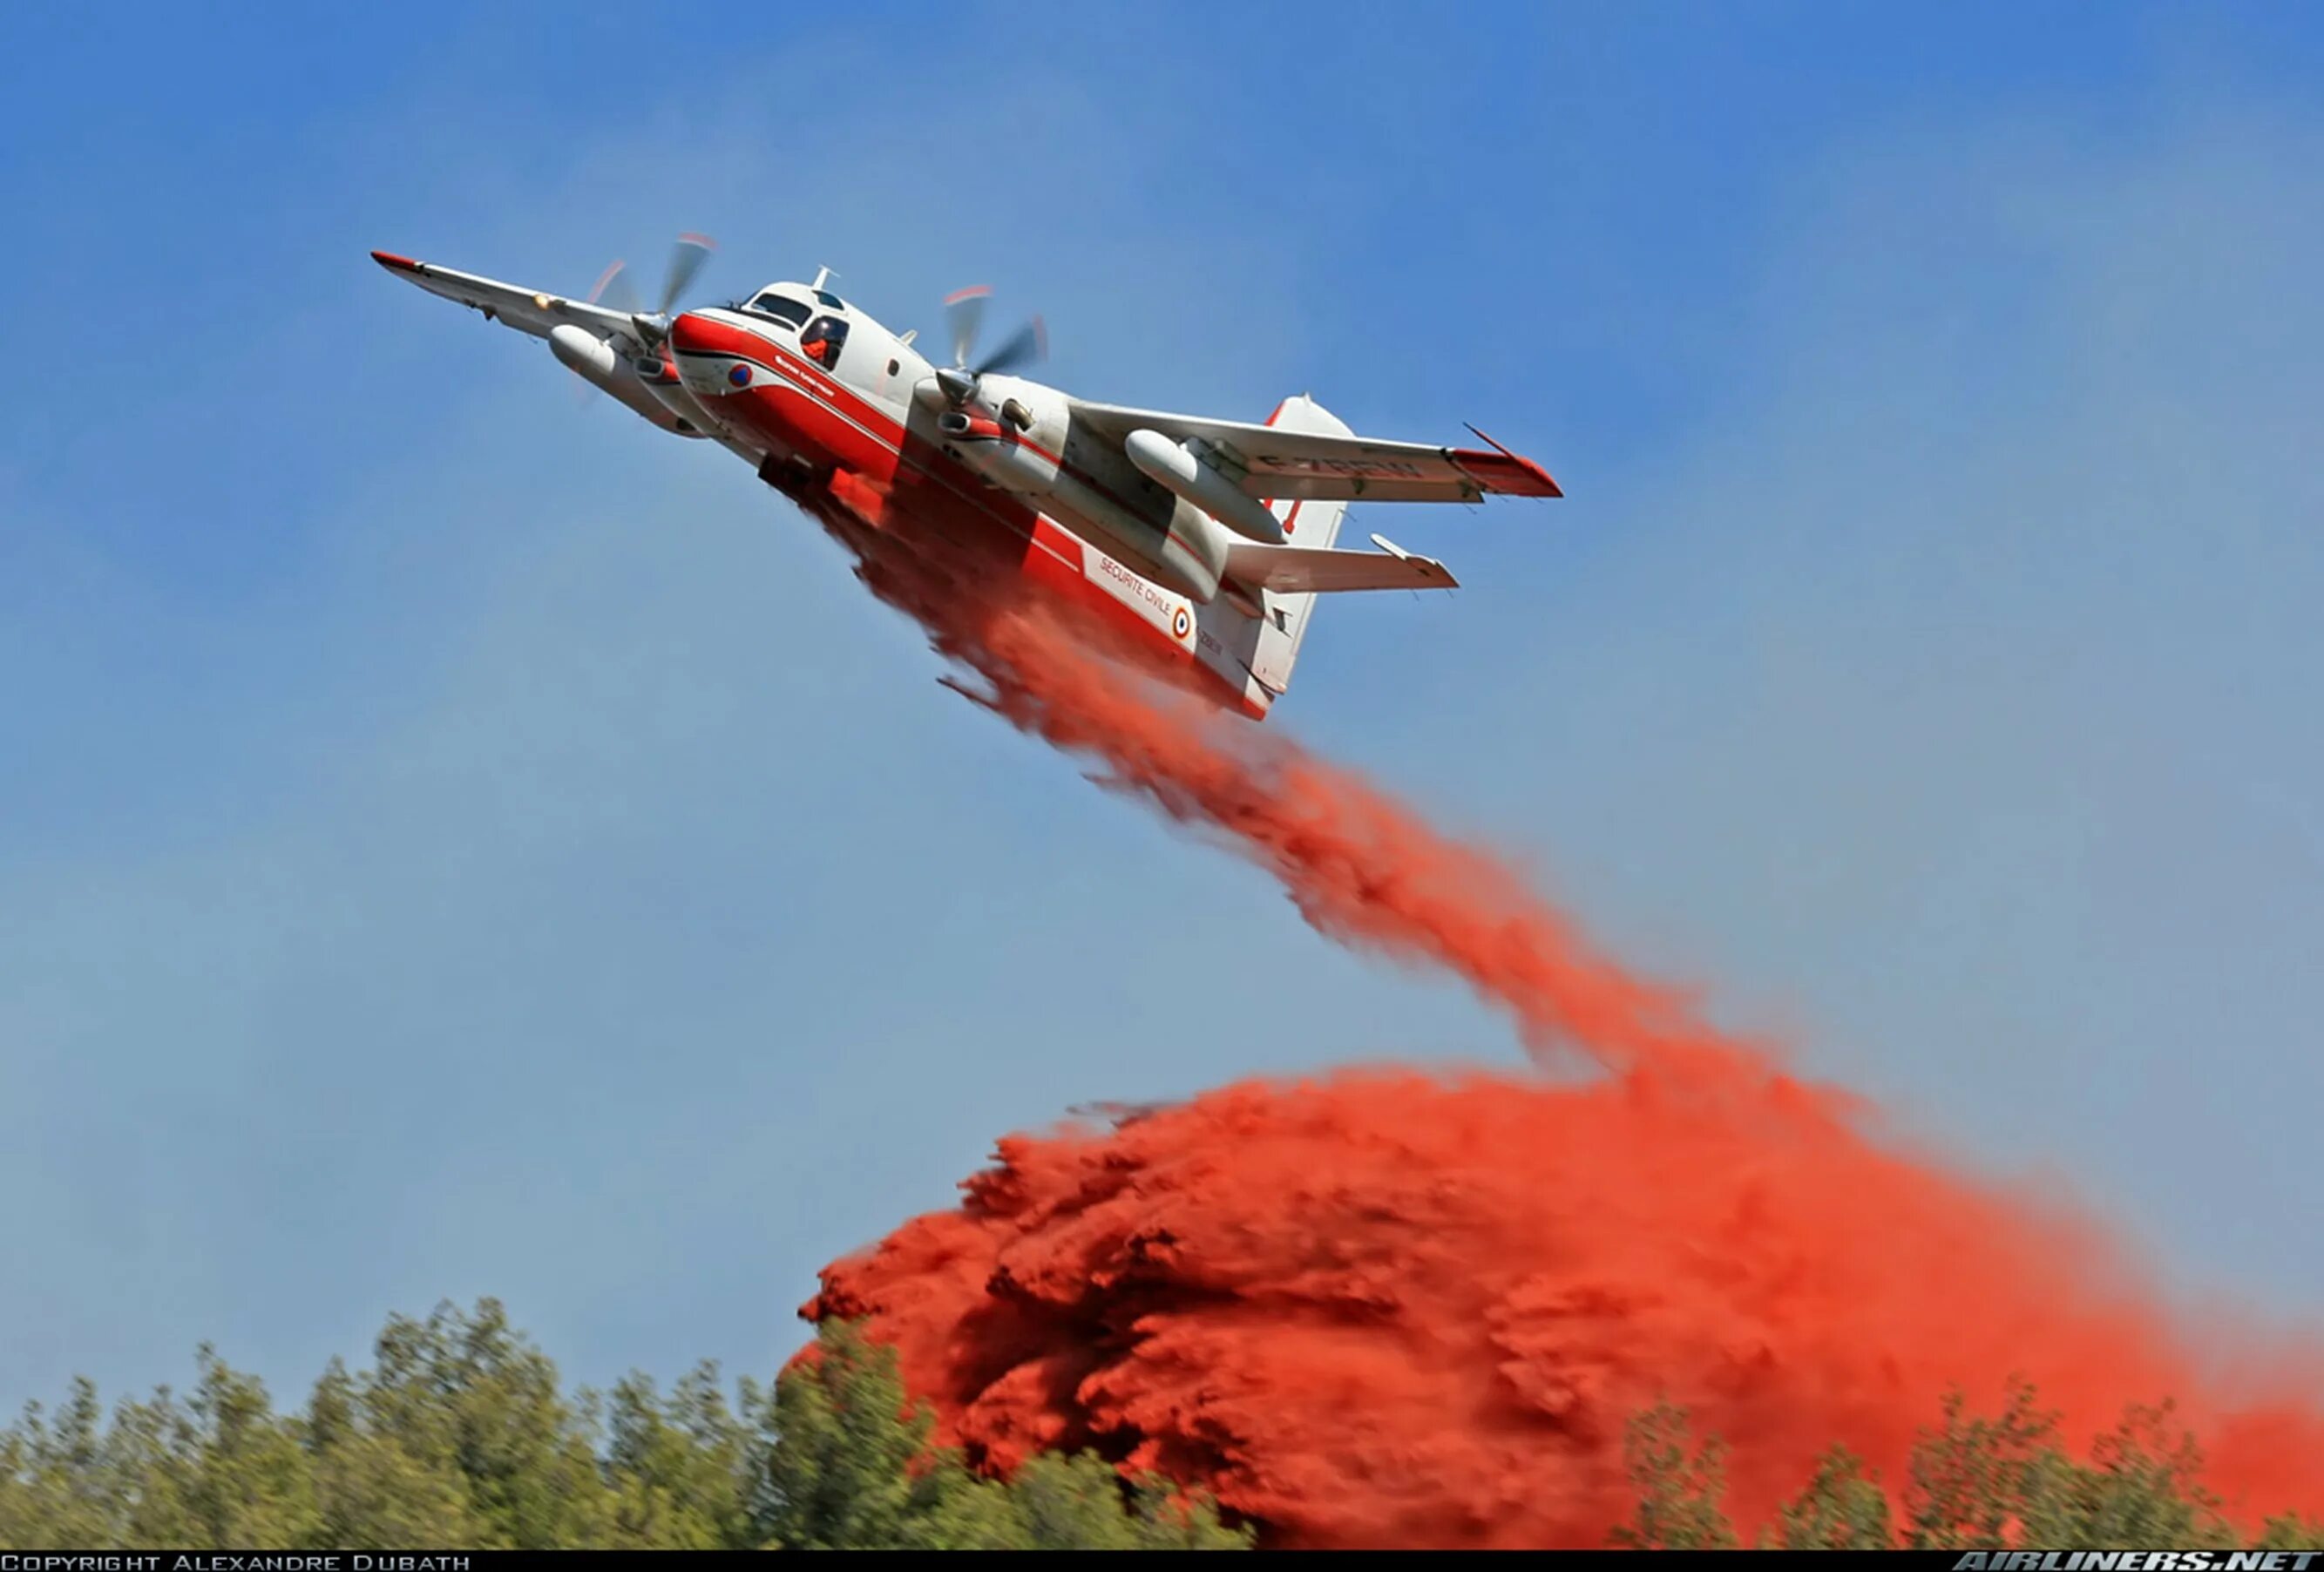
[748,293,811,329]
[814,290,845,308]
[800,315,850,371]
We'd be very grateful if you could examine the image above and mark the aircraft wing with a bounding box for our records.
[1223,535,1458,594]
[370,251,641,347]
[1068,397,1562,505]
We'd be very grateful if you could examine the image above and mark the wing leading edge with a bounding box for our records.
[1222,537,1457,594]
[370,251,640,347]
[1068,397,1561,505]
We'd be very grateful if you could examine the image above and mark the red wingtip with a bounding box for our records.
[1460,423,1564,498]
[370,250,420,273]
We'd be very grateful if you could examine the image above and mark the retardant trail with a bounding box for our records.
[806,586,2324,1547]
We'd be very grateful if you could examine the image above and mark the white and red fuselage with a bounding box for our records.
[660,296,1301,718]
[372,252,1561,717]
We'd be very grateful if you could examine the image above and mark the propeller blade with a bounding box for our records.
[660,233,716,315]
[975,315,1048,378]
[944,285,992,369]
[588,259,641,315]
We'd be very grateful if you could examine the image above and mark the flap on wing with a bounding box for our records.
[1070,397,1560,504]
[1223,539,1458,595]
[372,252,639,346]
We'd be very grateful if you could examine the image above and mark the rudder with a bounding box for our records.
[1245,394,1352,695]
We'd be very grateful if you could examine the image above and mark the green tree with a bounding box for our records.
[601,1365,756,1548]
[355,1298,614,1548]
[304,1359,489,1550]
[762,1319,1020,1549]
[0,1356,323,1550]
[179,1349,321,1547]
[761,1321,1249,1549]
[1906,1379,2063,1548]
[0,1382,123,1545]
[1607,1400,1738,1549]
[2258,1514,2324,1549]
[101,1384,202,1545]
[1765,1443,1895,1549]
[2016,1401,2235,1551]
[0,1302,1254,1551]
[1905,1383,2248,1553]
[1004,1450,1251,1549]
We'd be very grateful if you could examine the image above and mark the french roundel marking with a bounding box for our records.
[1173,606,1192,640]
[728,363,753,388]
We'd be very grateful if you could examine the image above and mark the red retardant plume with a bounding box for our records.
[799,540,2324,1548]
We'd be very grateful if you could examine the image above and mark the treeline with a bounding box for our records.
[9,1301,2322,1550]
[0,1299,1247,1550]
[1616,1384,2324,1551]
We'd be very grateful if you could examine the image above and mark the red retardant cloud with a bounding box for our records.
[796,552,2324,1547]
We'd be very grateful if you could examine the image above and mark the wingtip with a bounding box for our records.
[1460,422,1564,498]
[1508,458,1562,498]
[370,249,420,274]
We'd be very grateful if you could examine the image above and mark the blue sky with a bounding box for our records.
[3,2,2321,1412]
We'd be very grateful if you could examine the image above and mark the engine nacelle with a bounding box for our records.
[1122,428,1286,545]
[932,401,1231,603]
[548,324,700,437]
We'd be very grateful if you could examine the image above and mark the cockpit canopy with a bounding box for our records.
[746,284,846,324]
[742,284,850,371]
[748,290,811,328]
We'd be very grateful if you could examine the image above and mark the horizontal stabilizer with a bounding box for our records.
[1223,538,1458,595]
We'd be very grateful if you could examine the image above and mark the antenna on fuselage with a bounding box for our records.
[810,266,837,292]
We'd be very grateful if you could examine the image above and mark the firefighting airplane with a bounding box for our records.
[372,238,1561,719]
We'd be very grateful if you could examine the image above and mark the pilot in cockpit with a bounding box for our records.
[800,315,848,369]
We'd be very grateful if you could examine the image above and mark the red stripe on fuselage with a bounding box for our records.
[669,312,1265,719]
[1260,396,1305,537]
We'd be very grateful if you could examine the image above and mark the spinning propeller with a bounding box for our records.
[589,232,718,349]
[568,233,715,408]
[935,285,1047,407]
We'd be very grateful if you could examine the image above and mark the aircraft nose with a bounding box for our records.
[666,311,744,396]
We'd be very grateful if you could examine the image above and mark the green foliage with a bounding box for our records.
[759,1319,1245,1549]
[601,1365,757,1548]
[1765,1443,1895,1549]
[1005,1450,1251,1549]
[1899,1382,2238,1552]
[184,1348,323,1547]
[356,1299,615,1548]
[22,1301,2287,1553]
[0,1303,1249,1551]
[1607,1400,1739,1549]
[1906,1378,2063,1548]
[1597,1381,2283,1553]
[762,1318,1013,1549]
[2016,1400,2236,1551]
[2258,1513,2324,1549]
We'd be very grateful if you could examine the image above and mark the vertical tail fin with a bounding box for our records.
[1244,394,1351,695]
